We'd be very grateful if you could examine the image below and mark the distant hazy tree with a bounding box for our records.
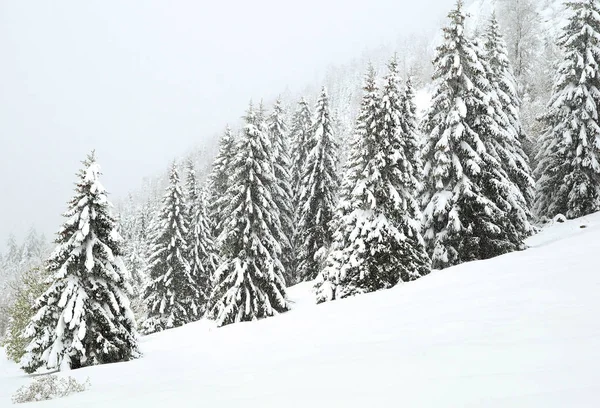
[289,98,314,206]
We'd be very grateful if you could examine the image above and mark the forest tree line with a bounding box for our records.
[1,0,599,374]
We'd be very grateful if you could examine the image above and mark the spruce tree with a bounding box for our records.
[120,197,150,323]
[484,13,536,208]
[266,100,295,284]
[209,126,237,238]
[4,234,21,285]
[124,240,148,324]
[22,228,46,265]
[185,160,218,315]
[142,163,199,333]
[400,75,419,150]
[471,34,533,244]
[316,62,430,303]
[207,103,288,327]
[21,152,138,373]
[295,87,340,282]
[534,0,600,219]
[420,1,527,269]
[289,97,314,205]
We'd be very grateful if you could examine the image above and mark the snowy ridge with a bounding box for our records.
[2,212,600,406]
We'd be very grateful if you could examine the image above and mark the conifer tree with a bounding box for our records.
[289,97,314,205]
[295,87,340,282]
[120,197,150,323]
[21,152,138,373]
[316,61,430,303]
[534,0,600,219]
[0,236,20,337]
[400,75,419,148]
[400,73,426,192]
[207,103,288,327]
[3,234,21,284]
[124,238,148,324]
[484,13,536,207]
[142,163,199,333]
[471,34,533,244]
[22,228,46,265]
[420,1,528,269]
[5,234,20,265]
[185,160,218,315]
[209,126,237,238]
[266,100,295,284]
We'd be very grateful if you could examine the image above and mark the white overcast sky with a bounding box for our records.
[0,0,456,248]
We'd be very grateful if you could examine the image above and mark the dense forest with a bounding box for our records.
[1,0,599,376]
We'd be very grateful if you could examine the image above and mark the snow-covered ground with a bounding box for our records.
[2,213,600,407]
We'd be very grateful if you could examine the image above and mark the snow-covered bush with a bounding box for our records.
[12,375,90,404]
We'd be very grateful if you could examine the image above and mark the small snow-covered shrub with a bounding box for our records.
[553,214,567,224]
[12,375,90,404]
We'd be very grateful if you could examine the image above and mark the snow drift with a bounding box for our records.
[2,212,600,407]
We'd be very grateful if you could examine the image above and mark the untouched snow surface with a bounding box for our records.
[2,213,600,407]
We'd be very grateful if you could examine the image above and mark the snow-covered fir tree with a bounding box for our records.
[184,160,218,315]
[484,13,535,207]
[400,75,419,150]
[209,125,237,238]
[289,97,314,205]
[3,234,21,285]
[534,0,600,219]
[294,87,340,282]
[119,196,151,322]
[316,67,381,298]
[420,1,529,269]
[266,99,295,284]
[129,200,153,289]
[496,0,543,87]
[207,103,288,327]
[315,61,430,303]
[21,152,138,373]
[142,163,200,334]
[21,228,47,266]
[471,33,533,244]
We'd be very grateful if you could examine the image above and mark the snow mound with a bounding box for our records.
[525,212,598,248]
[2,212,600,407]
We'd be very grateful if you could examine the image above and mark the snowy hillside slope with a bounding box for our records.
[2,212,600,407]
